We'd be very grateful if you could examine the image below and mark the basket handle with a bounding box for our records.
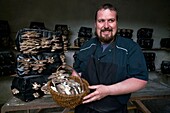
[56,64,79,76]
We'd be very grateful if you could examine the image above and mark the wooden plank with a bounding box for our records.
[61,108,70,113]
[131,79,170,101]
[130,94,170,101]
[127,101,137,111]
[132,100,151,113]
[1,96,62,113]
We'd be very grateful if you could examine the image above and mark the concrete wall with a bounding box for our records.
[0,0,170,68]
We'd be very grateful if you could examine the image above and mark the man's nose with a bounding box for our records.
[104,21,109,28]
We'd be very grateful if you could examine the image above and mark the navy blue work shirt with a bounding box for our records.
[73,36,148,104]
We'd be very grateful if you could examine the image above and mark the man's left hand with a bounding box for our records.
[82,85,110,104]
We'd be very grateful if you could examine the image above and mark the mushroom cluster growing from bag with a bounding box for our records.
[17,30,63,54]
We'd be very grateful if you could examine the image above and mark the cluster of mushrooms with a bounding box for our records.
[50,67,84,95]
[19,31,63,54]
[17,55,55,75]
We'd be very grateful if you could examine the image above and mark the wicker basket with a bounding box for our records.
[48,65,90,109]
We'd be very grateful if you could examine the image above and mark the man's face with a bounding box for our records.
[95,9,118,44]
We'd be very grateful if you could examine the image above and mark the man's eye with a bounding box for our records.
[108,19,114,23]
[98,20,105,23]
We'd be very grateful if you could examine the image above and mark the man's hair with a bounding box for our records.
[95,3,118,21]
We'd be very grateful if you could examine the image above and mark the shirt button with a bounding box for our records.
[109,49,111,52]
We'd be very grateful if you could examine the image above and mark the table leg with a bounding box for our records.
[26,109,30,113]
[61,108,70,113]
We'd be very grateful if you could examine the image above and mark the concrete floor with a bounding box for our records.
[0,73,170,113]
[0,75,13,106]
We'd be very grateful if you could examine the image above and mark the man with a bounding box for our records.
[73,3,148,113]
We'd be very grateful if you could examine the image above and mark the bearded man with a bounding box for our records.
[73,3,148,113]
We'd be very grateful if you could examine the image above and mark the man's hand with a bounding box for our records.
[83,85,110,104]
[71,70,81,77]
[82,78,147,104]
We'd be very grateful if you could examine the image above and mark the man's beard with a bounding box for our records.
[97,28,115,44]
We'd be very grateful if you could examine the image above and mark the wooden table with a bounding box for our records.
[130,79,170,113]
[1,77,170,113]
[1,95,71,113]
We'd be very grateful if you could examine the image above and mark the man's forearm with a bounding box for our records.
[107,78,147,96]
